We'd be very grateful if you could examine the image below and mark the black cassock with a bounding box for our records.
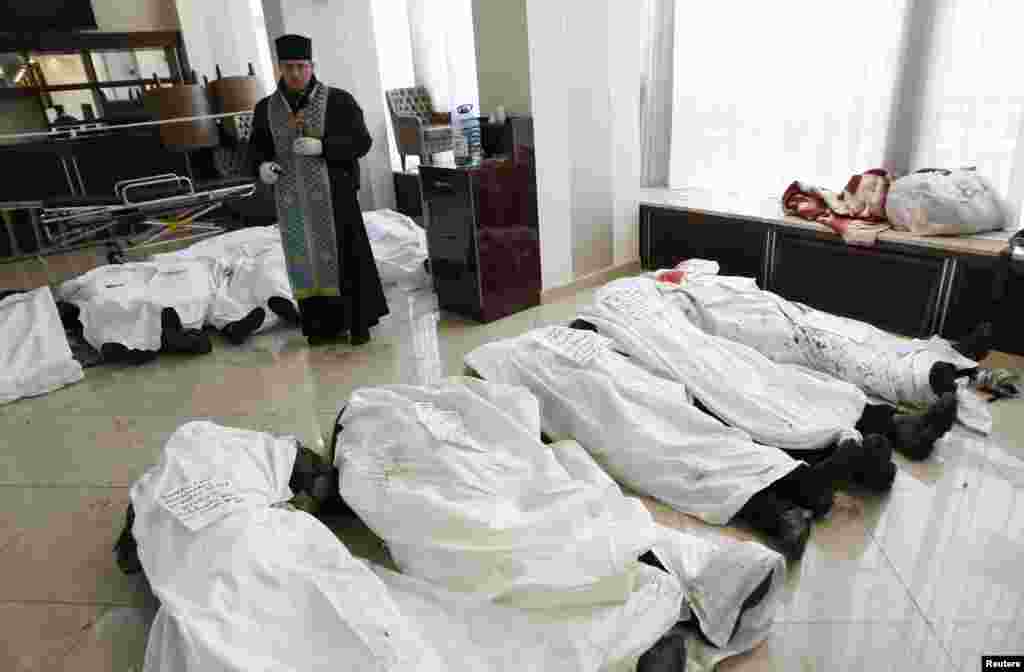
[250,76,388,340]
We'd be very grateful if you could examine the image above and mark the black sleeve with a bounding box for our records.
[248,98,276,175]
[322,88,373,163]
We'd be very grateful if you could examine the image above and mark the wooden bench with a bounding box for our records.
[639,188,1022,354]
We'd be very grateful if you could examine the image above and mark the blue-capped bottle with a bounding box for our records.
[454,103,481,167]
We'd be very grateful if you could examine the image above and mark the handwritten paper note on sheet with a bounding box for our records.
[602,286,663,324]
[414,402,479,449]
[535,326,610,366]
[160,479,247,532]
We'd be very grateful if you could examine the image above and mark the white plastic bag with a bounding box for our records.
[886,168,1010,236]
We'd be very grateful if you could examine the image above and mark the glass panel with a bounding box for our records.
[93,48,171,84]
[48,89,101,123]
[34,52,89,86]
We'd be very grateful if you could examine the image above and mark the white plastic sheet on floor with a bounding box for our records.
[579,277,867,452]
[0,286,83,404]
[649,260,980,408]
[57,260,214,351]
[363,209,430,288]
[154,225,293,333]
[335,377,786,669]
[131,421,443,672]
[464,327,800,525]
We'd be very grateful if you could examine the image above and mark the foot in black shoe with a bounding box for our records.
[929,362,959,397]
[854,434,897,492]
[893,392,957,460]
[56,300,82,333]
[637,623,688,672]
[809,438,867,487]
[160,307,184,332]
[776,506,813,560]
[100,342,130,363]
[267,296,301,326]
[568,318,599,333]
[114,504,142,575]
[953,322,993,362]
[223,307,266,345]
[350,328,371,346]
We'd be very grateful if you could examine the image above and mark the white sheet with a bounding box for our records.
[465,327,800,525]
[650,263,980,408]
[579,277,867,452]
[0,287,83,405]
[363,209,430,288]
[335,378,786,668]
[57,261,214,351]
[131,421,443,672]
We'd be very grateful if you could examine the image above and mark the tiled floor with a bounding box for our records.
[2,281,1021,671]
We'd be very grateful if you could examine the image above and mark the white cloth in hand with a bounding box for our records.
[293,137,323,157]
[259,162,281,185]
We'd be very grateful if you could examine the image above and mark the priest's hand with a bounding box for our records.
[293,137,323,157]
[260,162,282,185]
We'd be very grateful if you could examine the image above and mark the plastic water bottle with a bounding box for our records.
[454,103,481,167]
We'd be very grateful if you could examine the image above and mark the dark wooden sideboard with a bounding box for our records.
[639,202,1023,355]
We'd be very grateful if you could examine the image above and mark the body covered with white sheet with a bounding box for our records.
[335,377,786,668]
[465,327,800,525]
[154,226,293,333]
[131,421,441,672]
[0,286,84,404]
[363,209,429,288]
[57,260,214,351]
[578,277,867,452]
[649,260,979,408]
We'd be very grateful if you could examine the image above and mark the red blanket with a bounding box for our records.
[782,169,892,246]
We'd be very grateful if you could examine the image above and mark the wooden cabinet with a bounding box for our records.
[420,158,541,323]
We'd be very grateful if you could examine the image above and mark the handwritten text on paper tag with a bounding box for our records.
[535,326,610,366]
[160,478,247,531]
[414,402,479,449]
[602,286,664,323]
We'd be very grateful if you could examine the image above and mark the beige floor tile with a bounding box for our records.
[0,603,155,672]
[716,620,953,671]
[0,487,148,605]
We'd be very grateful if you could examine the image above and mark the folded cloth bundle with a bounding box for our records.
[782,169,892,246]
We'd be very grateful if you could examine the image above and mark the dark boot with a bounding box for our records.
[113,503,142,575]
[768,465,834,518]
[100,342,158,366]
[952,322,993,362]
[569,318,599,333]
[161,308,212,355]
[892,392,958,460]
[807,438,867,488]
[267,296,301,326]
[735,490,813,560]
[854,434,897,492]
[222,307,266,345]
[289,442,351,517]
[56,300,82,334]
[637,623,688,672]
[350,326,371,346]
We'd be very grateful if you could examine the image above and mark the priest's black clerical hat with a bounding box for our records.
[276,34,312,61]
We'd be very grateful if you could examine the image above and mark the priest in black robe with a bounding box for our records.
[250,34,388,346]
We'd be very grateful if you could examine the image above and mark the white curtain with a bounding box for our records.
[664,0,1024,229]
[639,0,674,187]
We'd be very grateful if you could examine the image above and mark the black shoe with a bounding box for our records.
[853,434,896,492]
[163,327,212,355]
[267,296,301,326]
[637,623,688,672]
[160,307,183,332]
[893,392,958,460]
[222,307,266,345]
[568,318,599,333]
[953,322,993,362]
[776,506,813,560]
[350,328,371,346]
[113,504,142,575]
[809,438,867,489]
[100,342,158,366]
[56,300,82,334]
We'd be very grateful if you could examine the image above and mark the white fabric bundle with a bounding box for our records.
[131,421,443,672]
[0,287,83,405]
[886,168,1009,236]
[650,264,980,408]
[58,261,214,351]
[154,226,292,333]
[579,277,867,452]
[465,327,800,525]
[363,209,430,288]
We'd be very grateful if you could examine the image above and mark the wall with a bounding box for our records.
[268,0,396,212]
[406,0,478,115]
[526,0,643,290]
[90,0,180,31]
[472,0,531,119]
[370,0,416,172]
[175,0,276,93]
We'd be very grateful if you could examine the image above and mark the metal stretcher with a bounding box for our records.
[1,174,255,263]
